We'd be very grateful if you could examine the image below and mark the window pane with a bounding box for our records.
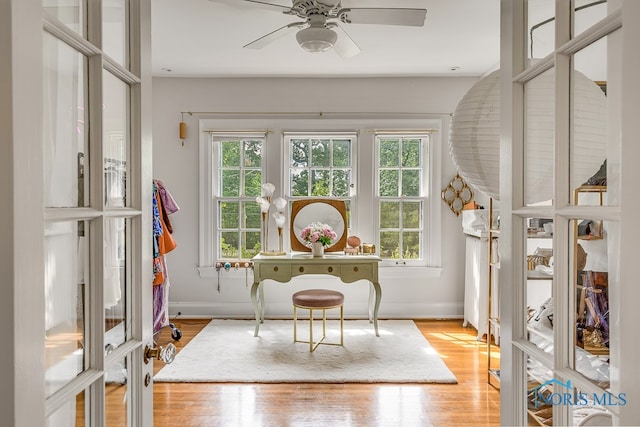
[311,139,330,167]
[333,139,351,167]
[332,170,351,197]
[46,388,87,426]
[290,169,309,196]
[104,72,129,207]
[243,170,262,197]
[290,139,309,167]
[524,67,554,206]
[220,202,239,228]
[525,217,554,354]
[221,170,240,197]
[402,231,421,259]
[45,221,88,397]
[105,218,127,350]
[221,141,240,167]
[379,170,399,197]
[241,231,261,258]
[243,202,261,229]
[103,0,128,68]
[379,139,399,167]
[105,355,128,427]
[573,217,610,389]
[43,0,85,37]
[528,0,555,61]
[571,37,610,205]
[221,231,239,258]
[402,201,421,228]
[402,139,421,167]
[380,201,400,228]
[401,169,421,197]
[379,231,400,259]
[244,139,263,167]
[311,170,330,196]
[43,33,89,208]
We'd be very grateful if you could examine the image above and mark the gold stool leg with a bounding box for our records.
[309,308,314,352]
[340,304,344,346]
[293,305,298,342]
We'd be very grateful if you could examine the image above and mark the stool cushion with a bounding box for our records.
[292,289,344,308]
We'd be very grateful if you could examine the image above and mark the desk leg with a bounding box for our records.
[259,281,265,323]
[370,281,382,337]
[251,281,262,337]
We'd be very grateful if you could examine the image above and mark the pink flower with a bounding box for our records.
[300,222,336,248]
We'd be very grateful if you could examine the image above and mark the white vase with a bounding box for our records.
[311,241,324,257]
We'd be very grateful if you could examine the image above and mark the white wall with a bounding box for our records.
[152,76,480,319]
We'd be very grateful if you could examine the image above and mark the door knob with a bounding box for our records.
[144,343,177,364]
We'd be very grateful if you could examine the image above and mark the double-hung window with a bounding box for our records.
[375,134,430,266]
[207,134,265,264]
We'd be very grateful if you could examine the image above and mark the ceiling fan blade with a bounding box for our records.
[339,8,427,27]
[330,24,360,58]
[208,0,292,13]
[244,22,306,49]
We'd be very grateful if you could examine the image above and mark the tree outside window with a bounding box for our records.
[217,138,263,259]
[377,136,427,261]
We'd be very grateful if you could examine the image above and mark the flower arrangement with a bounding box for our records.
[300,222,337,248]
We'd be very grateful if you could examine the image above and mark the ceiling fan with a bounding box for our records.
[209,0,427,57]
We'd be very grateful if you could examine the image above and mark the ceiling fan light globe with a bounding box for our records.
[296,27,337,53]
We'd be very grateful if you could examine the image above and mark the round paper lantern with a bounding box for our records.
[449,69,607,202]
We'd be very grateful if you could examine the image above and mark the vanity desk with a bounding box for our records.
[251,253,382,337]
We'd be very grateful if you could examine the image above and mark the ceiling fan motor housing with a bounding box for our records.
[296,14,337,53]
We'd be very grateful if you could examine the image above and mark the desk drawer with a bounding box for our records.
[257,264,291,283]
[340,263,374,282]
[291,263,338,276]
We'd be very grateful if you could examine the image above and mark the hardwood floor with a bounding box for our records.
[153,319,500,427]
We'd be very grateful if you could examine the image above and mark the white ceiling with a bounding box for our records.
[151,0,501,78]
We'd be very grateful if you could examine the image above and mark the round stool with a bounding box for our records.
[292,289,344,352]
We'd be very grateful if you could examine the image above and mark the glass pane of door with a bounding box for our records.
[524,68,554,206]
[527,0,555,61]
[46,388,88,426]
[43,0,86,37]
[103,0,128,68]
[570,37,609,203]
[525,217,554,353]
[45,221,89,397]
[105,218,128,349]
[43,32,89,208]
[572,217,611,389]
[105,355,129,426]
[104,72,130,208]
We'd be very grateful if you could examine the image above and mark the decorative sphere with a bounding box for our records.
[449,69,607,202]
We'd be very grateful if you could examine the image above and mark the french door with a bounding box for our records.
[5,0,153,425]
[500,0,640,425]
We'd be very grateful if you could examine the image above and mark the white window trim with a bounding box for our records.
[374,132,442,268]
[198,117,443,278]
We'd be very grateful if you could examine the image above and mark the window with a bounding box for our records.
[198,119,443,276]
[376,135,429,266]
[217,138,264,259]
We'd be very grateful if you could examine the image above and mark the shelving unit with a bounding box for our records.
[487,198,500,388]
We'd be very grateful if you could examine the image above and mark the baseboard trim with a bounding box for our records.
[168,301,463,320]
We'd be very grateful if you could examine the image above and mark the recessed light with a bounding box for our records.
[449,66,461,72]
[161,67,173,72]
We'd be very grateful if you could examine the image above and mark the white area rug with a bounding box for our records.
[154,319,457,384]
